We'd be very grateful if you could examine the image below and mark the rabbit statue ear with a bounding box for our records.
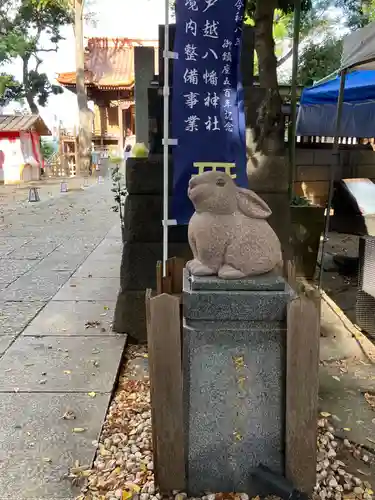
[236,187,272,219]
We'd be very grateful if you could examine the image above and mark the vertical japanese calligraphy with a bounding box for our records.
[171,0,247,225]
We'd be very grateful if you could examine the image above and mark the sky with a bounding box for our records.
[2,0,168,131]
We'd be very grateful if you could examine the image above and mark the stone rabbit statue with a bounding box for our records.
[187,171,282,279]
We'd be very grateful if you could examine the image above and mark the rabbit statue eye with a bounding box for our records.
[216,178,226,187]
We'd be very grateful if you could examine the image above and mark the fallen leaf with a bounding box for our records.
[364,392,375,410]
[43,457,52,463]
[357,469,371,476]
[104,306,109,311]
[320,412,331,418]
[122,492,132,500]
[343,427,351,431]
[125,483,140,493]
[100,313,107,317]
[39,379,47,385]
[72,427,86,433]
[332,376,341,382]
[85,321,100,329]
[62,410,76,420]
[88,391,96,398]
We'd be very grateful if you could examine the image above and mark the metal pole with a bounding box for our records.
[162,0,170,277]
[288,0,302,201]
[318,69,347,289]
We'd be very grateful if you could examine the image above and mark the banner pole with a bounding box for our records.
[162,0,170,277]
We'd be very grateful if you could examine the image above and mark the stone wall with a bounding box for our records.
[113,156,192,342]
[294,148,375,206]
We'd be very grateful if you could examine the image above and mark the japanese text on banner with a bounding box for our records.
[171,0,247,224]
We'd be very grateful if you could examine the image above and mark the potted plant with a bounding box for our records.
[290,194,326,279]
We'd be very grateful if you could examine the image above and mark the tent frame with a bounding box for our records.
[318,46,375,288]
[318,68,347,288]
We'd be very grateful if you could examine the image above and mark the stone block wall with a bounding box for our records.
[294,148,375,205]
[113,155,192,342]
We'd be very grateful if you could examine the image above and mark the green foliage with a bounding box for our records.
[110,164,127,225]
[334,0,375,29]
[40,138,55,158]
[291,194,312,206]
[0,0,71,111]
[297,37,342,86]
[0,73,24,106]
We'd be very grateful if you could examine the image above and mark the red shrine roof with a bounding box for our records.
[57,38,159,90]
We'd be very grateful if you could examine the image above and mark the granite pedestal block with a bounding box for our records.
[114,157,190,341]
[183,270,293,495]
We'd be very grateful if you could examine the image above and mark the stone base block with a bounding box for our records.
[113,290,147,342]
[126,156,172,195]
[183,270,291,322]
[184,322,286,495]
[120,242,192,290]
[183,270,293,496]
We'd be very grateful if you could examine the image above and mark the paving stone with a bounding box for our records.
[0,335,16,355]
[9,241,59,260]
[0,301,46,334]
[0,335,126,392]
[23,301,116,336]
[0,259,39,289]
[0,236,32,250]
[32,253,85,273]
[87,239,122,261]
[0,392,111,499]
[57,240,100,256]
[106,224,122,239]
[74,258,120,278]
[53,277,119,301]
[0,271,72,301]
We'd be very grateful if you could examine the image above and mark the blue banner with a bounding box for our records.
[171,0,247,225]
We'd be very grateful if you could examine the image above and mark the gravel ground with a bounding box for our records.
[73,346,374,500]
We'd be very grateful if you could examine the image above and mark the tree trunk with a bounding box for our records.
[249,0,293,271]
[75,0,92,177]
[22,56,38,114]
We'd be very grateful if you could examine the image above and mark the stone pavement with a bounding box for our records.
[319,292,375,484]
[0,180,127,499]
[0,176,99,219]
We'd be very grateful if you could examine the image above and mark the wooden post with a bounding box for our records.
[146,293,185,493]
[118,104,124,152]
[285,296,320,494]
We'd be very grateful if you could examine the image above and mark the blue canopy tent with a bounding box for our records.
[297,70,375,137]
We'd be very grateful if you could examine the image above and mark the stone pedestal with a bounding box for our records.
[113,157,191,341]
[134,47,155,145]
[183,269,293,495]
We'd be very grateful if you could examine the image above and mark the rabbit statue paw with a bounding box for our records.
[187,171,283,279]
[187,259,216,276]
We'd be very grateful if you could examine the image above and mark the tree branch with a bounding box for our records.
[36,47,58,53]
[277,47,293,67]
